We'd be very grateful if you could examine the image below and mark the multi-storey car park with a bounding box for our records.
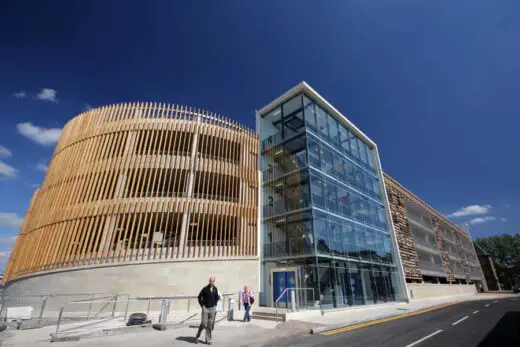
[3,82,486,311]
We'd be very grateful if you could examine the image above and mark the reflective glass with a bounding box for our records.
[316,106,329,139]
[283,95,302,116]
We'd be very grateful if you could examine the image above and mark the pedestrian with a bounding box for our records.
[196,276,220,345]
[240,285,255,322]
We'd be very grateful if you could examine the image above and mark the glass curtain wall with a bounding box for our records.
[260,92,405,309]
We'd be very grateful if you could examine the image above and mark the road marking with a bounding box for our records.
[452,316,469,326]
[473,310,479,314]
[320,302,457,336]
[485,304,490,307]
[493,300,499,303]
[405,330,443,347]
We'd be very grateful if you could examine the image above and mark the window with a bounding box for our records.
[349,133,359,159]
[310,173,325,208]
[283,94,302,116]
[333,154,346,181]
[328,114,339,146]
[316,106,329,139]
[339,125,350,154]
[307,137,321,169]
[303,96,316,131]
[321,147,334,176]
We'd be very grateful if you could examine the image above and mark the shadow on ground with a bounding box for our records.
[478,311,520,346]
[176,336,198,344]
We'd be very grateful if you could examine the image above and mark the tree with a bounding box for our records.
[475,234,520,289]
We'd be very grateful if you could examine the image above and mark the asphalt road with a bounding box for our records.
[265,296,520,347]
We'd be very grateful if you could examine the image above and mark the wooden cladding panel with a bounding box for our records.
[5,103,259,282]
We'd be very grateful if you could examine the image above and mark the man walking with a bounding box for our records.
[196,276,220,345]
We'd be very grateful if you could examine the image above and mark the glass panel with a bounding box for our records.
[337,186,351,217]
[316,105,329,139]
[303,97,316,131]
[333,154,346,182]
[315,216,331,255]
[307,137,321,169]
[310,173,325,209]
[357,138,367,164]
[366,145,376,170]
[328,114,339,146]
[349,132,359,159]
[362,268,376,304]
[339,125,350,154]
[350,265,365,305]
[283,94,302,116]
[324,180,338,213]
[321,146,334,176]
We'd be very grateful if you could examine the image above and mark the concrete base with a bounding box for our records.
[408,283,476,299]
[3,257,259,315]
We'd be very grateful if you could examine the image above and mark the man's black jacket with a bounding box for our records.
[198,284,220,308]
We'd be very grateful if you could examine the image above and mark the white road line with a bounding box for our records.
[473,310,479,314]
[485,304,490,307]
[452,316,469,326]
[405,330,444,347]
[493,300,499,303]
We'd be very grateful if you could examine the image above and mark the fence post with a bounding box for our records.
[54,304,65,341]
[146,298,151,317]
[124,298,130,322]
[86,294,95,321]
[112,295,118,318]
[38,296,48,324]
[187,298,190,313]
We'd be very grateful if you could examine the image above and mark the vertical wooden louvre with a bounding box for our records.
[4,102,259,282]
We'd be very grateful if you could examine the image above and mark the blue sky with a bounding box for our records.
[0,1,519,271]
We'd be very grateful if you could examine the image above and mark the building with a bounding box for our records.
[257,82,408,308]
[384,174,485,293]
[474,243,501,291]
[3,82,484,311]
[3,103,260,303]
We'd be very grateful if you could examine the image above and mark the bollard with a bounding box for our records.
[124,298,130,322]
[54,304,65,340]
[227,299,235,321]
[146,298,151,317]
[153,299,169,331]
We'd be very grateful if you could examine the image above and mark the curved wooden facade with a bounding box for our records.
[4,103,259,281]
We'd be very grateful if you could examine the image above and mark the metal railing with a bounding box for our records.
[274,288,315,322]
[51,293,235,341]
[0,293,128,324]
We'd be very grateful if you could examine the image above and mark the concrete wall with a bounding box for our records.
[408,283,476,300]
[2,257,259,316]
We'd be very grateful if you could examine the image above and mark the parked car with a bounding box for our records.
[513,285,520,293]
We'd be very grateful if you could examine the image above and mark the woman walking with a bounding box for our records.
[240,285,254,322]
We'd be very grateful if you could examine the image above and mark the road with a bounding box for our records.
[264,296,520,347]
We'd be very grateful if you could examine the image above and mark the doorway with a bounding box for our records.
[272,270,297,307]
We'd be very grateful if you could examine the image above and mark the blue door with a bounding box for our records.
[273,271,296,306]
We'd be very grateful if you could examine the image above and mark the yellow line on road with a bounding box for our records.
[321,302,458,336]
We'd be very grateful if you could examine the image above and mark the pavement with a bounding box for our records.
[263,295,520,347]
[1,293,518,347]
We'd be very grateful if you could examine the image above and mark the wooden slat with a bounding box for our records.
[5,102,259,281]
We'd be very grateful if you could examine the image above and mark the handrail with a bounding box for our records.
[274,287,315,322]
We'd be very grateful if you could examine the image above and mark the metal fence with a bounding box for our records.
[0,293,129,324]
[50,293,235,341]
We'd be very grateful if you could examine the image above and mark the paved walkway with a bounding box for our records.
[1,293,516,347]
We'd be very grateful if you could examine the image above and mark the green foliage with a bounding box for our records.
[475,234,520,288]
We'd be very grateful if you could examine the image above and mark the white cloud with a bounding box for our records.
[35,88,58,103]
[504,204,511,208]
[83,103,93,111]
[0,160,18,178]
[0,251,11,258]
[467,216,508,225]
[0,236,17,244]
[448,204,491,218]
[31,184,40,188]
[17,122,61,146]
[13,91,26,99]
[36,163,48,172]
[0,145,12,158]
[0,213,24,228]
